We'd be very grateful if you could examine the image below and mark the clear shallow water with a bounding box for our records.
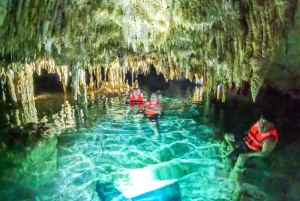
[0,84,238,201]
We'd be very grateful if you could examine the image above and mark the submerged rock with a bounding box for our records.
[0,122,49,150]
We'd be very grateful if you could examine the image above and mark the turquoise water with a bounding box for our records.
[0,83,255,201]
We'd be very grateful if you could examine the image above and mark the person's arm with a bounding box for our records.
[239,137,276,164]
[154,105,162,113]
[144,104,162,114]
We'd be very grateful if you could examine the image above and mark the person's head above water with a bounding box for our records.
[258,112,275,133]
[150,92,159,104]
[132,88,141,99]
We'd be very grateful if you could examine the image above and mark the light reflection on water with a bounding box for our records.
[0,85,236,201]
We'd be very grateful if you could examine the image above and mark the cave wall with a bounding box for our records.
[265,2,300,97]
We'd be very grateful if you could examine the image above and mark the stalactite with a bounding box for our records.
[96,65,102,89]
[16,0,24,22]
[14,71,23,102]
[266,6,275,53]
[58,65,68,93]
[276,1,287,26]
[169,64,175,80]
[0,68,6,102]
[24,65,35,99]
[249,58,268,102]
[205,67,215,101]
[237,30,245,66]
[193,86,203,103]
[221,82,228,102]
[79,82,87,104]
[259,6,268,58]
[74,67,88,103]
[6,70,18,106]
[71,64,79,101]
[217,84,222,101]
[87,64,94,89]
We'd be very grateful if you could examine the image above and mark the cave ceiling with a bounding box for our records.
[0,0,298,102]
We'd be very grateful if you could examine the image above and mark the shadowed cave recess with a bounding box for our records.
[0,0,300,201]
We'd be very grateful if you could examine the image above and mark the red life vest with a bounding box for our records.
[244,122,278,151]
[129,92,144,104]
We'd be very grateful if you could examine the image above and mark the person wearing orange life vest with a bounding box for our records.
[127,88,146,105]
[143,92,162,117]
[225,113,278,164]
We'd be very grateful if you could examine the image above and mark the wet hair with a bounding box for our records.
[261,111,275,123]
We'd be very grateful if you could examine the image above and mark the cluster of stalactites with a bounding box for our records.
[0,56,145,106]
[120,0,172,53]
[1,63,38,124]
[0,60,70,106]
[173,0,293,102]
[0,0,295,103]
[32,59,70,93]
[0,62,35,106]
[168,1,292,102]
[0,54,207,106]
[245,1,290,102]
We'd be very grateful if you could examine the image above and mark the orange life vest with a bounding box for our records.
[144,102,160,115]
[129,92,144,104]
[244,122,278,151]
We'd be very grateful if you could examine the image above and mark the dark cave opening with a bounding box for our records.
[33,68,70,94]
